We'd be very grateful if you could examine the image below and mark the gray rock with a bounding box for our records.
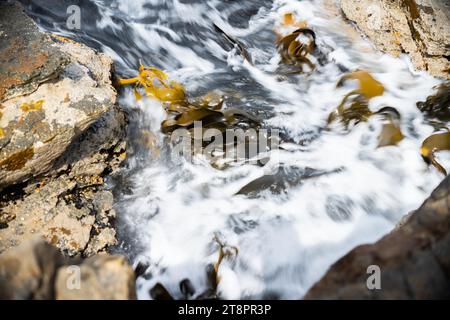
[0,2,68,102]
[0,238,136,300]
[0,2,118,189]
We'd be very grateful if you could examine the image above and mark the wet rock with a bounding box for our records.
[0,3,127,257]
[180,278,196,298]
[341,0,450,79]
[305,174,450,299]
[149,283,174,300]
[0,238,135,300]
[134,261,150,278]
[83,227,117,257]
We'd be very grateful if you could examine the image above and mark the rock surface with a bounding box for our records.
[305,174,450,299]
[0,2,127,257]
[340,0,450,79]
[0,2,117,187]
[0,238,136,300]
[55,254,136,300]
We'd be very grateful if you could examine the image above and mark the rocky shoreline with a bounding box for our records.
[0,2,134,299]
[0,1,449,300]
[0,2,127,257]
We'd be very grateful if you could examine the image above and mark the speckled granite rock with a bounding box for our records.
[305,174,450,299]
[0,238,136,300]
[0,2,127,257]
[341,0,450,79]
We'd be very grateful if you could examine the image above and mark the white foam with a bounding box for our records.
[78,0,445,299]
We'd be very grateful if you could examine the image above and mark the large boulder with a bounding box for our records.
[0,2,127,256]
[55,255,137,300]
[305,174,450,299]
[340,0,450,79]
[0,2,117,188]
[0,238,136,300]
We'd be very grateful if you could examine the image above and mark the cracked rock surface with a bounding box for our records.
[341,0,450,79]
[0,2,127,257]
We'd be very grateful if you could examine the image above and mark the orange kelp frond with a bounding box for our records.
[328,71,386,128]
[337,70,385,100]
[212,235,238,287]
[277,28,317,73]
[283,12,294,26]
[421,130,450,175]
[20,100,44,112]
[118,63,185,102]
[282,12,307,29]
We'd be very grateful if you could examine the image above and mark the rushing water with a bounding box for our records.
[20,0,446,299]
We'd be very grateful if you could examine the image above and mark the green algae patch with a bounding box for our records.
[0,147,34,171]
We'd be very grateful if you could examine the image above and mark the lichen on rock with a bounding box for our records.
[0,2,127,259]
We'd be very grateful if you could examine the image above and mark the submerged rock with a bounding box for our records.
[0,2,127,257]
[0,238,136,300]
[340,0,450,79]
[305,174,450,299]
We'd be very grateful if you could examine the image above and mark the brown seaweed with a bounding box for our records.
[328,70,386,127]
[375,107,404,147]
[417,82,450,123]
[118,64,185,103]
[277,28,317,72]
[421,130,450,175]
[213,23,251,63]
